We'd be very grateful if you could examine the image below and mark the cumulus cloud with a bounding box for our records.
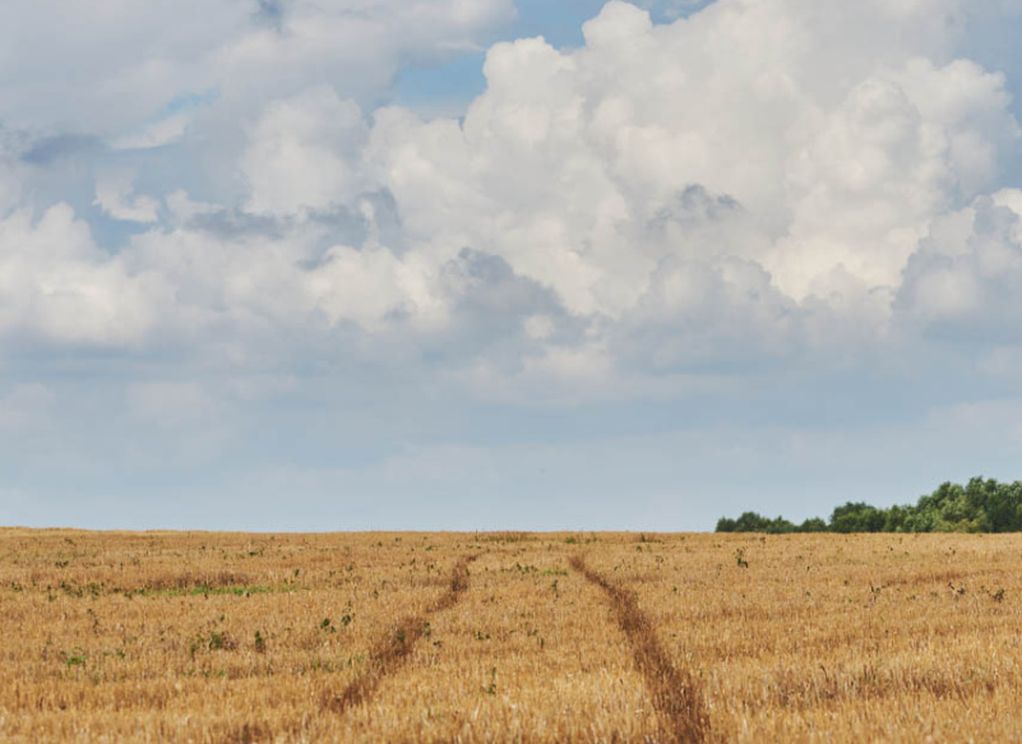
[94,171,160,223]
[897,189,1022,342]
[242,88,370,216]
[3,0,1022,397]
[327,0,1020,380]
[4,0,1022,530]
[0,0,515,137]
[0,206,164,344]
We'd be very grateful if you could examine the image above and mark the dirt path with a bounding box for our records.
[570,555,710,744]
[322,553,479,713]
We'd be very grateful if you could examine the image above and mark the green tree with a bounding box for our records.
[829,502,886,533]
[714,478,1022,533]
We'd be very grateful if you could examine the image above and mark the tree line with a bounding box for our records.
[716,477,1022,533]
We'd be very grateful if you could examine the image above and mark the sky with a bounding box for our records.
[3,0,1022,531]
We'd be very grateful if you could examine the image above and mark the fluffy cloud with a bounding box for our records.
[2,0,1022,394]
[897,189,1022,342]
[94,171,160,223]
[0,0,515,138]
[4,0,1022,531]
[348,0,1020,377]
[242,88,370,216]
[0,205,164,344]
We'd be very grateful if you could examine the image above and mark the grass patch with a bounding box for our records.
[126,583,289,599]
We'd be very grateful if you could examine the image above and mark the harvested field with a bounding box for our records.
[1,529,1021,742]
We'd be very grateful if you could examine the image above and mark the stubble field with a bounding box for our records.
[1,528,1021,742]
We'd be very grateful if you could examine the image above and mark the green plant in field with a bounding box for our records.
[483,666,497,695]
[190,629,237,658]
[63,648,87,668]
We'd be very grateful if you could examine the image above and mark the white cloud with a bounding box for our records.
[309,243,447,332]
[348,0,1021,369]
[0,0,515,138]
[3,0,1022,395]
[896,189,1022,341]
[242,88,369,216]
[0,205,163,344]
[94,171,160,223]
[110,110,195,151]
[4,0,1022,531]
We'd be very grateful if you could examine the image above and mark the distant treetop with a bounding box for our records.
[716,478,1022,534]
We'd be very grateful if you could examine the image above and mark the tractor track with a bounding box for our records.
[570,555,710,744]
[322,553,479,714]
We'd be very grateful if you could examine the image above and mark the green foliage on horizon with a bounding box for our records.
[716,477,1022,534]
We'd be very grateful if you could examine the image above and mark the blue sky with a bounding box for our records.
[2,0,1022,531]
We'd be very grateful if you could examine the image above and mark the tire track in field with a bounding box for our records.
[322,553,479,713]
[570,555,710,744]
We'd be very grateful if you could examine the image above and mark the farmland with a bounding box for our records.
[1,529,1021,742]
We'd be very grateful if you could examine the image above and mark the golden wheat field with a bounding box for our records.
[1,528,1021,743]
